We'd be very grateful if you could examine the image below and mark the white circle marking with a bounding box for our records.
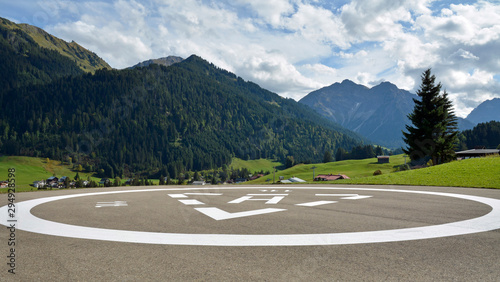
[2,187,500,246]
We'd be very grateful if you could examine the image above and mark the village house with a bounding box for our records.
[314,174,350,181]
[248,174,264,181]
[58,176,68,188]
[46,176,59,188]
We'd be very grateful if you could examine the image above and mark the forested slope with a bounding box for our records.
[0,17,84,92]
[457,121,500,150]
[0,55,365,178]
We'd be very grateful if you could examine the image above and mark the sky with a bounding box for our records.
[2,0,500,118]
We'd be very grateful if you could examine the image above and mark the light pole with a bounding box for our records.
[273,166,276,184]
[311,166,317,181]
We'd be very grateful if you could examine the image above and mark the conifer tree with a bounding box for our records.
[403,69,458,165]
[335,147,347,161]
[323,150,333,163]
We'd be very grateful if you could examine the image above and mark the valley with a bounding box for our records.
[2,154,499,193]
[1,16,499,191]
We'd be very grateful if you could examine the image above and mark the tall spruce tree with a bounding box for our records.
[323,150,333,163]
[402,69,458,165]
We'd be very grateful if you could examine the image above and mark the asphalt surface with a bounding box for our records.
[1,185,500,281]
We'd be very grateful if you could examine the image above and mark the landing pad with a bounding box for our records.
[2,186,500,246]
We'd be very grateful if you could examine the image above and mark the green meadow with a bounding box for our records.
[229,158,283,173]
[1,154,499,193]
[248,155,406,183]
[339,155,500,188]
[248,155,500,189]
[0,156,100,192]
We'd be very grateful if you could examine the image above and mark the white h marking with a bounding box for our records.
[228,194,288,204]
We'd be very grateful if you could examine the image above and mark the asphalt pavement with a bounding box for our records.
[1,185,499,281]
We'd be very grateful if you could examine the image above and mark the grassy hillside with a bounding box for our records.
[0,17,110,73]
[3,155,498,192]
[339,156,500,188]
[248,155,406,183]
[229,158,283,173]
[0,156,99,192]
[247,155,500,189]
[18,23,111,73]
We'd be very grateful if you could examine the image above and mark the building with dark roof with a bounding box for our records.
[455,149,499,159]
[314,174,350,181]
[377,156,390,163]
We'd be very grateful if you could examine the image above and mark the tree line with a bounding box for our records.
[0,55,364,179]
[457,121,500,150]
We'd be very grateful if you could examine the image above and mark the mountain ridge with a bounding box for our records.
[130,56,184,69]
[299,79,415,148]
[466,98,500,124]
[1,17,85,91]
[299,79,486,148]
[0,17,110,73]
[18,23,111,73]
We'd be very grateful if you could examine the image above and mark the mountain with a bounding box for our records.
[0,54,365,177]
[130,56,184,69]
[458,117,475,131]
[299,80,415,148]
[1,17,85,91]
[0,16,112,96]
[0,17,110,73]
[466,98,500,124]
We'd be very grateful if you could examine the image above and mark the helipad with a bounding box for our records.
[2,186,500,246]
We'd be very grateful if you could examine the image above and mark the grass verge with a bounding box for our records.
[339,156,500,189]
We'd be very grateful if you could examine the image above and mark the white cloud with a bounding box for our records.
[36,0,81,18]
[451,49,479,61]
[355,72,377,86]
[417,2,500,45]
[234,0,295,27]
[448,69,492,90]
[301,63,338,79]
[450,89,498,118]
[228,45,325,99]
[283,4,349,48]
[16,0,498,117]
[398,1,500,116]
[339,0,431,42]
[335,50,368,59]
[52,19,153,68]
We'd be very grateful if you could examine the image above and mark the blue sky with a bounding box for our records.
[2,0,500,117]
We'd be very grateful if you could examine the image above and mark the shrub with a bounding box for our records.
[395,164,411,172]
